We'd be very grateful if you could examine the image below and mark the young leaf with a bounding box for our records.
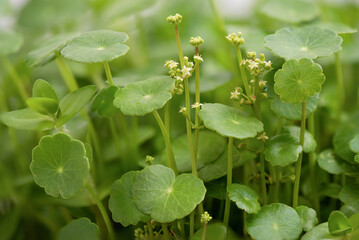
[349,212,359,231]
[349,134,359,153]
[0,108,54,131]
[30,133,90,199]
[26,97,59,115]
[265,27,342,60]
[56,85,97,126]
[264,134,302,167]
[113,76,175,116]
[60,30,129,63]
[0,30,23,55]
[283,126,317,153]
[245,203,302,240]
[227,184,261,214]
[26,33,79,67]
[32,79,59,101]
[91,85,120,118]
[199,103,263,139]
[302,223,342,240]
[132,165,206,223]
[109,171,150,227]
[260,0,319,24]
[271,93,319,121]
[58,218,99,240]
[274,58,325,104]
[296,206,318,232]
[328,211,352,236]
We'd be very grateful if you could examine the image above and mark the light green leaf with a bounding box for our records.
[349,212,359,231]
[57,85,97,126]
[0,31,23,55]
[26,33,79,67]
[302,223,342,240]
[349,134,359,153]
[61,30,129,63]
[192,223,240,240]
[260,0,319,24]
[283,126,317,153]
[296,206,318,232]
[245,203,302,240]
[274,58,325,104]
[308,22,357,35]
[0,108,54,131]
[26,97,59,115]
[58,218,99,240]
[91,85,120,118]
[132,165,206,223]
[271,93,319,121]
[340,184,359,206]
[318,149,359,175]
[30,133,90,198]
[265,27,342,60]
[32,79,58,101]
[328,211,352,236]
[228,184,260,214]
[264,134,302,167]
[199,103,263,139]
[113,76,174,116]
[109,171,149,227]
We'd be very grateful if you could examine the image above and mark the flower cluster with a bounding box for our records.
[226,32,244,46]
[241,52,272,76]
[189,36,204,47]
[166,13,182,24]
[164,56,194,95]
[201,211,212,224]
[145,155,154,165]
[230,86,253,105]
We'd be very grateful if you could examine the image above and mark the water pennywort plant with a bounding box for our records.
[1,1,359,239]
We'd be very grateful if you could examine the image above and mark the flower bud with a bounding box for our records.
[189,36,204,47]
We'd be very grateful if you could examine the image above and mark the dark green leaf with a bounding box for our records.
[228,184,260,214]
[58,218,99,240]
[91,85,120,118]
[26,97,59,115]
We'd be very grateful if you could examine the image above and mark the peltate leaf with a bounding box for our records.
[58,218,99,240]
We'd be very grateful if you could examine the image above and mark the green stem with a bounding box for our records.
[85,183,115,240]
[190,211,195,239]
[235,46,250,95]
[259,150,267,204]
[147,220,154,240]
[223,137,233,227]
[153,110,178,175]
[162,224,170,239]
[174,24,185,66]
[108,118,121,156]
[194,46,201,159]
[103,61,114,86]
[335,52,344,122]
[292,102,306,208]
[1,56,29,103]
[164,102,170,133]
[202,223,208,240]
[55,52,78,91]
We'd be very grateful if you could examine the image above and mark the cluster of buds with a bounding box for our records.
[145,155,154,165]
[226,32,244,46]
[191,102,203,109]
[189,36,204,47]
[241,52,272,76]
[257,132,269,142]
[166,13,182,24]
[201,211,212,224]
[164,57,194,95]
[134,228,145,239]
[230,87,254,105]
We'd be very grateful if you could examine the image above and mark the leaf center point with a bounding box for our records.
[300,47,308,52]
[57,167,63,174]
[167,187,173,193]
[97,46,105,51]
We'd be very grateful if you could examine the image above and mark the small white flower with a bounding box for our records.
[181,66,193,78]
[259,80,267,88]
[230,90,240,99]
[174,76,183,82]
[191,102,203,109]
[179,106,187,113]
[194,55,204,63]
[265,61,272,68]
[248,61,259,70]
[168,61,178,69]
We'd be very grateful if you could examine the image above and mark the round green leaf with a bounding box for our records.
[260,0,319,24]
[30,133,90,198]
[91,85,120,118]
[264,134,302,167]
[265,27,342,60]
[32,79,59,101]
[302,223,342,240]
[349,134,359,153]
[349,212,359,231]
[0,31,23,56]
[296,206,318,232]
[57,85,97,126]
[58,218,99,240]
[109,171,149,227]
[26,33,79,67]
[228,184,260,214]
[132,165,206,223]
[271,93,319,121]
[61,30,129,63]
[245,203,302,240]
[274,58,325,104]
[199,103,263,139]
[26,97,59,115]
[0,108,55,131]
[308,22,357,35]
[113,76,174,116]
[328,211,352,236]
[317,149,359,176]
[340,184,359,206]
[283,126,317,153]
[192,223,240,240]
